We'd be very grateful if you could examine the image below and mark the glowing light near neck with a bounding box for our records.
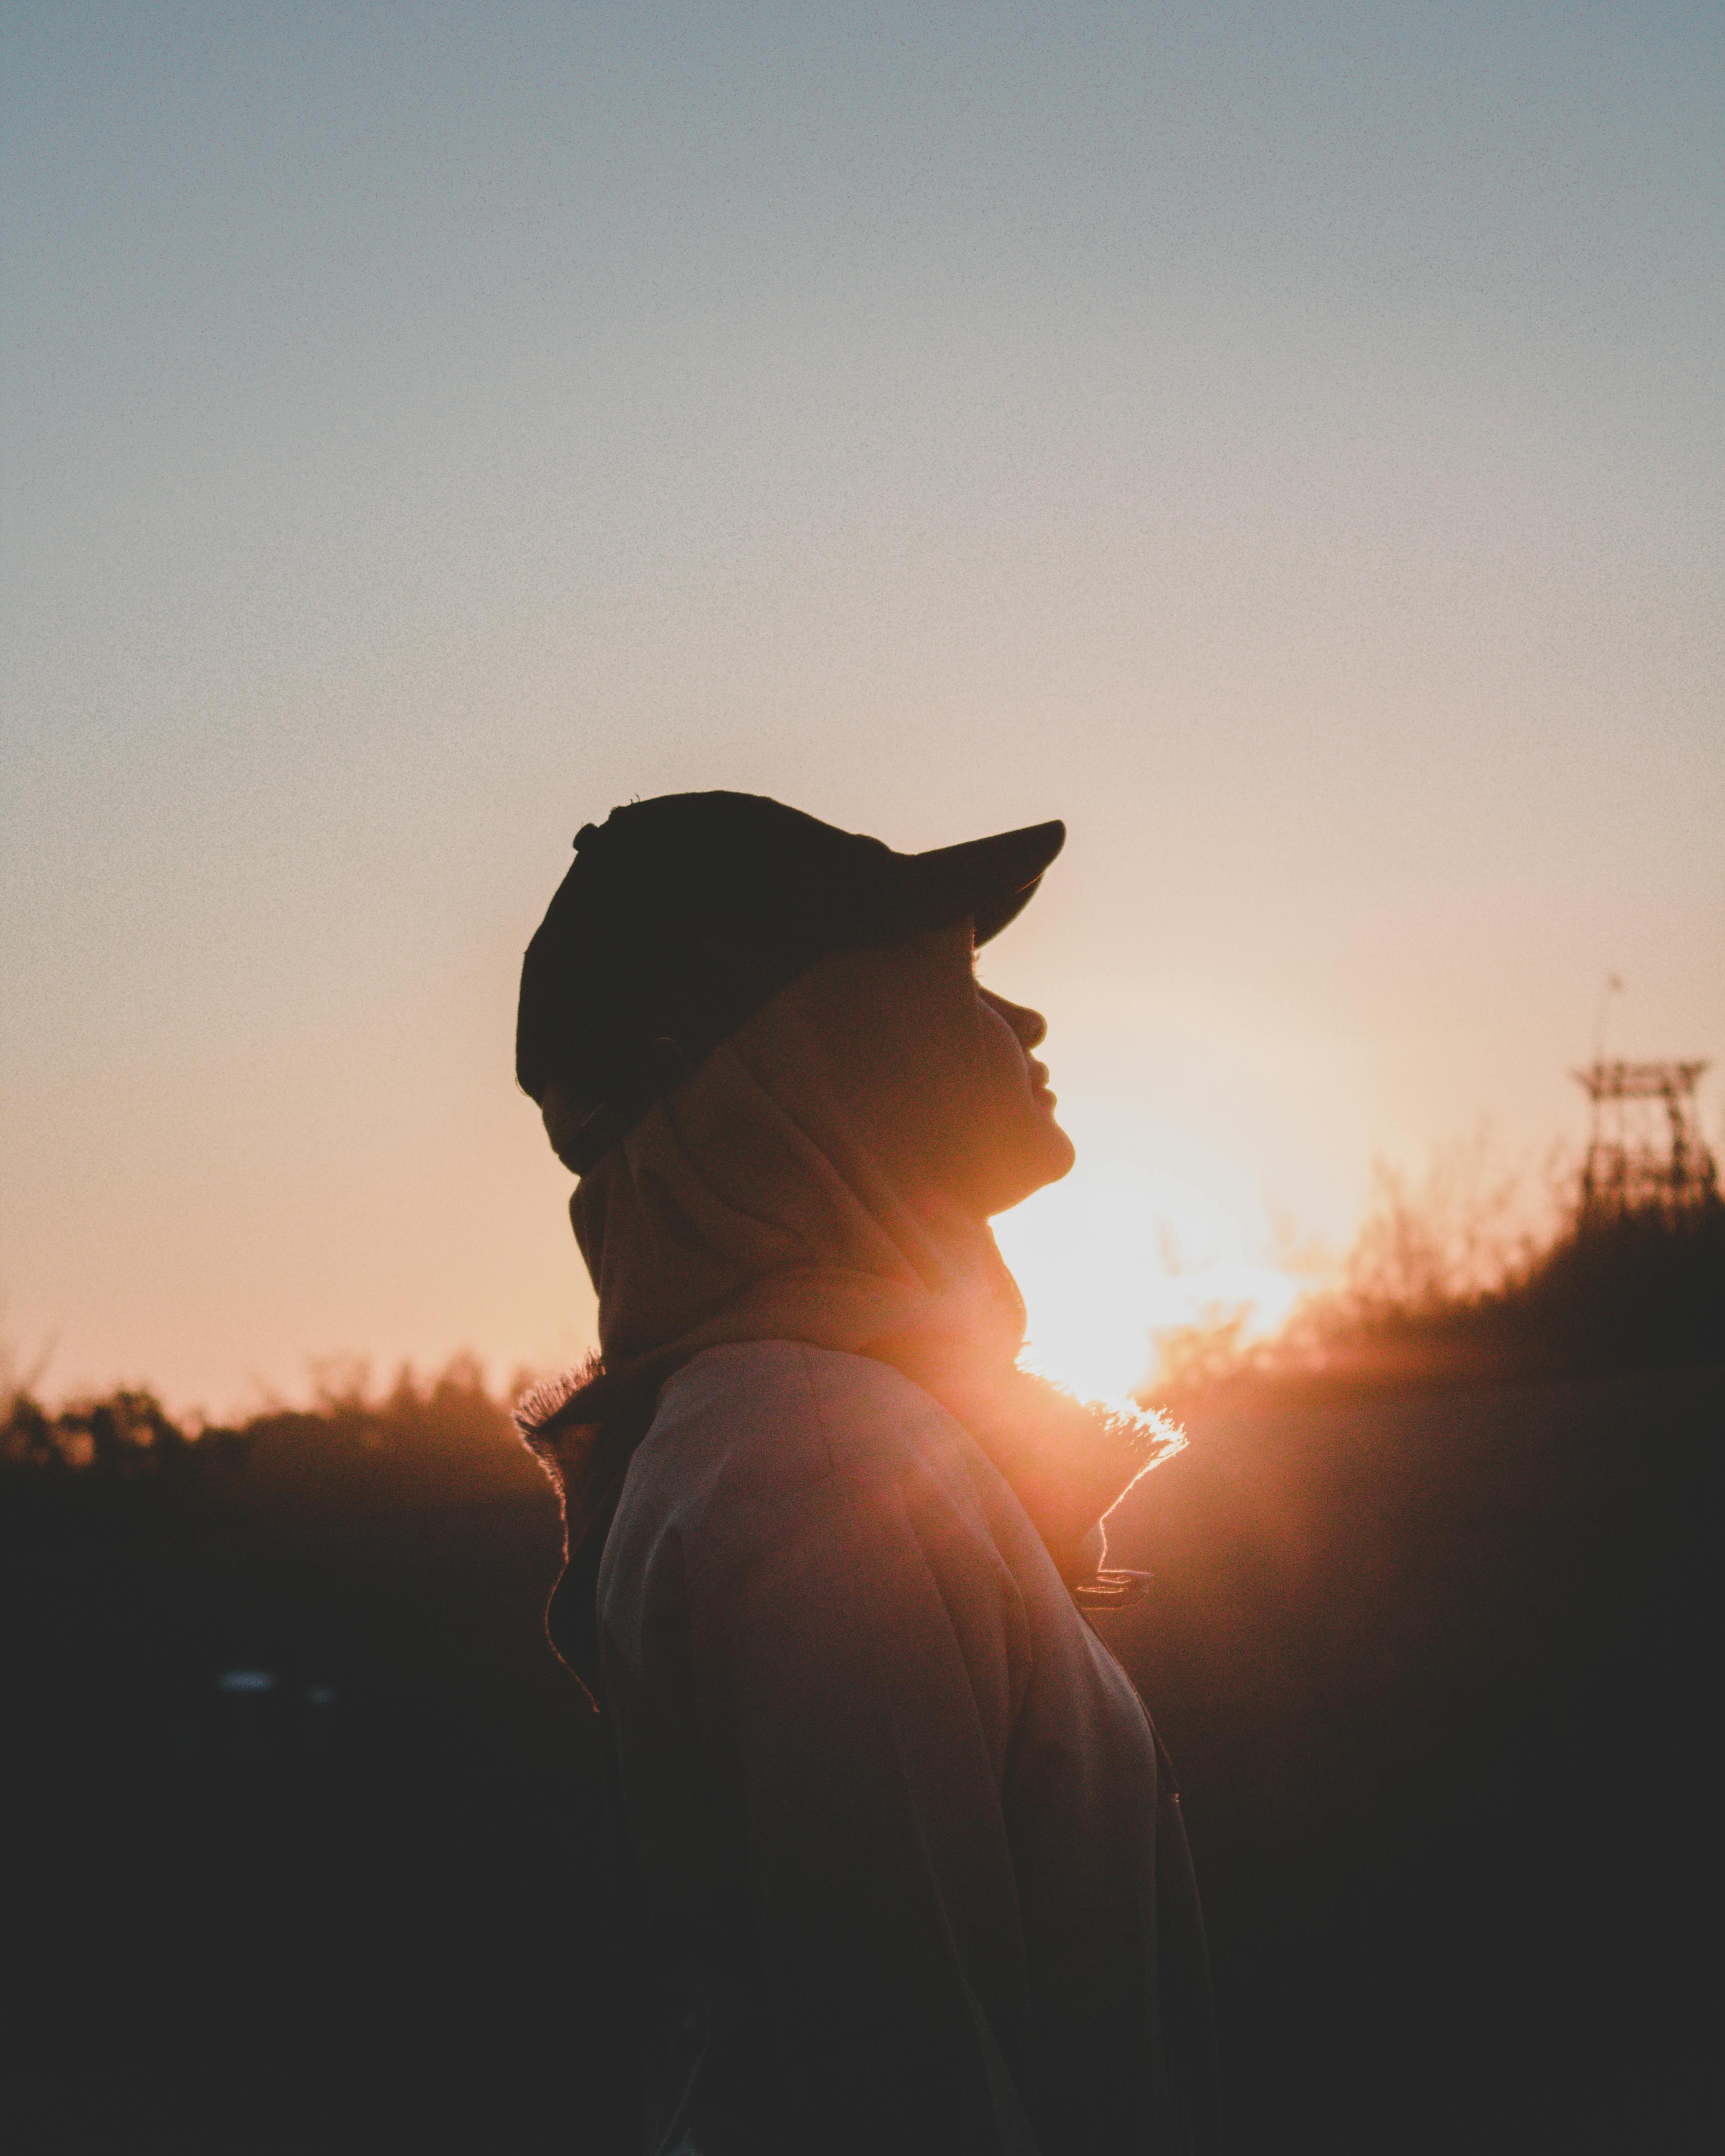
[992,1128,1300,1403]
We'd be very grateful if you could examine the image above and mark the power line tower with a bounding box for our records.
[1573,1060,1717,1219]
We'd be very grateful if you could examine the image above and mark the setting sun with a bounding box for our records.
[994,1115,1303,1403]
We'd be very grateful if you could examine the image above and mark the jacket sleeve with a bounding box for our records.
[684,1348,1045,2155]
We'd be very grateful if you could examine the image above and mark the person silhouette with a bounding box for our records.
[516,793,1217,2155]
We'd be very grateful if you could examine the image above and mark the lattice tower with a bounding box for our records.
[1573,1060,1717,1218]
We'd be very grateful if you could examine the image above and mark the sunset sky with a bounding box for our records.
[3,3,1721,1411]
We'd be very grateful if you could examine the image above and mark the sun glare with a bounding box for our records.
[992,1132,1301,1404]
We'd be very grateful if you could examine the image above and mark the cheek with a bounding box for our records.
[986,1043,1074,1192]
[977,1004,1032,1096]
[970,1000,1072,1203]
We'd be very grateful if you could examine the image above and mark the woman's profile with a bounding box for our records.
[514,792,1218,2155]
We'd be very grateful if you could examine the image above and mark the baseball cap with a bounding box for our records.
[516,792,1064,1172]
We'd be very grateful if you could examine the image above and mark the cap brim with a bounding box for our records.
[903,819,1066,944]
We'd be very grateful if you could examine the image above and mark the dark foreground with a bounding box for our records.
[5,1362,1716,2154]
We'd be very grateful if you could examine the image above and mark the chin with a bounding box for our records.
[986,1111,1076,1215]
[1038,1117,1078,1189]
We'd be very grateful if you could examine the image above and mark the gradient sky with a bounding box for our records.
[3,2,1721,1411]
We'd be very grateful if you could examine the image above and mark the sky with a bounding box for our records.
[3,1,1721,1411]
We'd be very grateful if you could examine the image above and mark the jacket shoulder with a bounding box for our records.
[638,1338,966,1508]
[600,1338,1030,1709]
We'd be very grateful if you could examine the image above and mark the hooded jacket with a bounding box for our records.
[580,1338,1218,2156]
[520,922,1219,2153]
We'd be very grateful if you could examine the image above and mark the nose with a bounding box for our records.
[985,991,1048,1051]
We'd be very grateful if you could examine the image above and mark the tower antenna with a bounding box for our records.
[1591,972,1623,1066]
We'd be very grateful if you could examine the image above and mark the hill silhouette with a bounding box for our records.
[1151,1178,1725,1408]
[3,1188,1718,2151]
